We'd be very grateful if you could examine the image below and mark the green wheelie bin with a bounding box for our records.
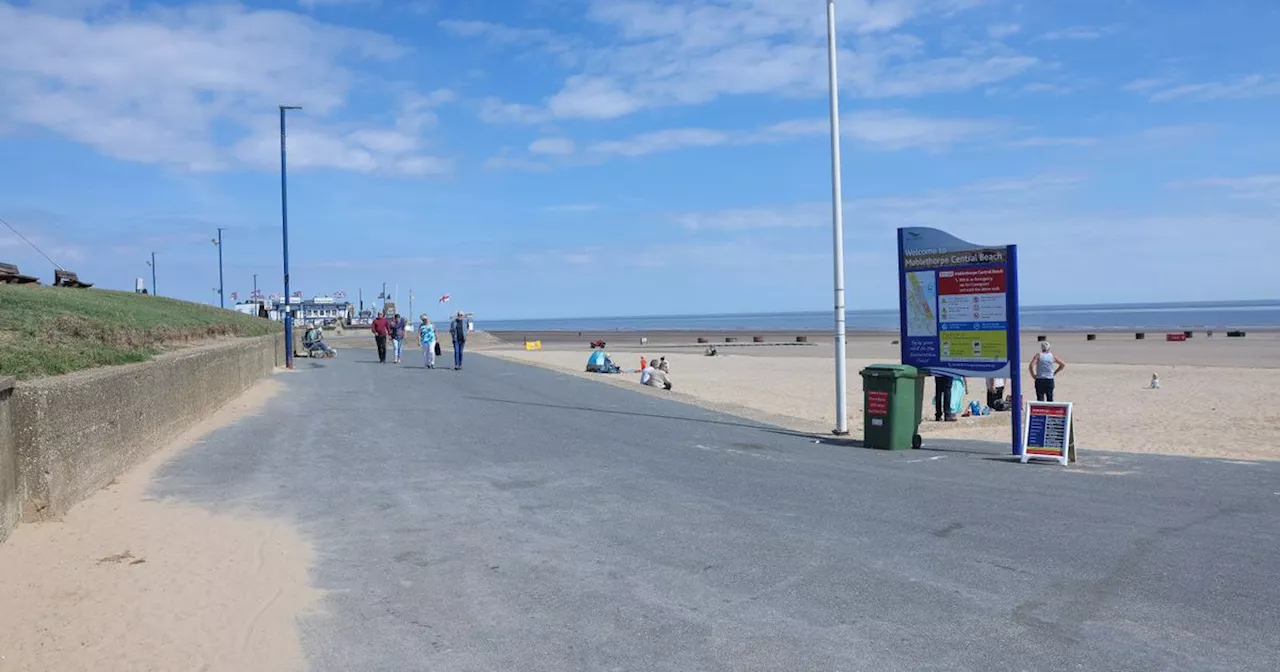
[859,364,926,450]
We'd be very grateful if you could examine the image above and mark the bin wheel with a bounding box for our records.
[911,434,923,450]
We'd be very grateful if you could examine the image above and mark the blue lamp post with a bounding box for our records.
[279,105,301,369]
[213,227,225,308]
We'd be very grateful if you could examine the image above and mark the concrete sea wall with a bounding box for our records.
[0,377,16,542]
[1,334,281,531]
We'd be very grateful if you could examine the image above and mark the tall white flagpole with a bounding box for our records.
[826,0,849,435]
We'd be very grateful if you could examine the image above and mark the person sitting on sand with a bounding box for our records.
[585,346,622,374]
[641,359,673,390]
[657,356,670,373]
[986,377,1007,411]
[586,347,607,372]
[704,345,718,357]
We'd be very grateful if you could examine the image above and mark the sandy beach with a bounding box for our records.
[483,331,1280,461]
[0,376,321,672]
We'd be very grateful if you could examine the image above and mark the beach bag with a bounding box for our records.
[435,341,442,357]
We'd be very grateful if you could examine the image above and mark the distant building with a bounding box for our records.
[235,296,353,324]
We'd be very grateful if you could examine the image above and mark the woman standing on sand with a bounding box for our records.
[419,315,438,369]
[1029,341,1066,402]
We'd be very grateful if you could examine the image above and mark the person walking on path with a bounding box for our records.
[1029,341,1066,402]
[371,312,390,363]
[391,313,407,364]
[418,314,438,369]
[450,311,467,370]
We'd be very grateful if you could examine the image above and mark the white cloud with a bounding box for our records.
[229,93,455,176]
[656,173,1280,305]
[675,207,826,232]
[1017,82,1080,95]
[987,23,1021,39]
[437,18,583,65]
[1009,136,1099,148]
[1037,26,1115,41]
[486,109,1003,167]
[297,0,375,7]
[482,155,553,172]
[670,175,1087,232]
[589,128,732,156]
[0,225,88,268]
[547,75,646,120]
[0,3,453,175]
[1175,174,1280,202]
[1131,75,1280,102]
[529,137,576,155]
[838,110,1002,149]
[480,98,551,124]
[1123,78,1169,93]
[439,19,556,45]
[461,0,1035,123]
[750,110,1004,150]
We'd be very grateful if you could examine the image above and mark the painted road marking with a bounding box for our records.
[694,444,792,463]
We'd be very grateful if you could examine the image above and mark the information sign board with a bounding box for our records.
[1021,402,1075,465]
[898,227,1023,453]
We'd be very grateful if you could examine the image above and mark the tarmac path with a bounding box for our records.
[151,346,1280,671]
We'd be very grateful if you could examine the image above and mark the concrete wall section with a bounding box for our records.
[10,335,278,522]
[0,377,16,542]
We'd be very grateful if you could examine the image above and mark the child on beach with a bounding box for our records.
[419,315,438,369]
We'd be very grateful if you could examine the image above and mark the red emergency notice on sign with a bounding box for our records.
[938,266,1007,295]
[867,390,889,416]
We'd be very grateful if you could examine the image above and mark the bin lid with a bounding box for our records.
[859,364,920,378]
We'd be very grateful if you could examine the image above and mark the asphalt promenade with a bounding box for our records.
[151,345,1280,671]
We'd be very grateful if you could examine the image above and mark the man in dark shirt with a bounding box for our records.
[450,311,467,370]
[371,312,390,363]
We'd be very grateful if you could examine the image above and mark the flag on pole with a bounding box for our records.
[439,293,451,304]
[231,292,239,301]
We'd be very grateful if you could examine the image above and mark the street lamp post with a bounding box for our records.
[826,0,849,435]
[147,252,157,296]
[279,105,302,370]
[213,228,225,308]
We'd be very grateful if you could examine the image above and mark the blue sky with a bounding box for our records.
[1,0,1278,319]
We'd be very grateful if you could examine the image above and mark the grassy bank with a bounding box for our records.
[0,285,281,380]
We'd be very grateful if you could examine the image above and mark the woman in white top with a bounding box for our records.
[1029,341,1066,402]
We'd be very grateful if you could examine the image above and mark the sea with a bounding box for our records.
[482,300,1280,333]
